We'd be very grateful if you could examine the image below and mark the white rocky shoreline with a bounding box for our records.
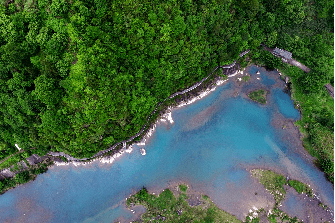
[0,50,251,177]
[51,72,237,167]
[46,56,249,166]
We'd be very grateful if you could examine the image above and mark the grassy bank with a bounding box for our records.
[249,169,318,223]
[242,76,251,82]
[126,186,241,223]
[288,180,313,197]
[250,168,331,216]
[279,64,334,184]
[251,169,288,205]
[251,169,316,207]
[126,183,306,223]
[248,89,267,104]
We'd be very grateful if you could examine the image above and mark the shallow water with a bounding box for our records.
[0,65,333,222]
[281,187,334,222]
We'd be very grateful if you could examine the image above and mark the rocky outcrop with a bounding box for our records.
[285,76,289,84]
[48,152,88,161]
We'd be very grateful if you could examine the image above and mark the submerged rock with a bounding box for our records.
[140,148,146,156]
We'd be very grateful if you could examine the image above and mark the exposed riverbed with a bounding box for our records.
[0,65,333,222]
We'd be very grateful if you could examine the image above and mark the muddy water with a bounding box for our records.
[0,65,333,222]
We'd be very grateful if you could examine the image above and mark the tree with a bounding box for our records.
[260,50,281,70]
[33,74,63,107]
[15,170,30,184]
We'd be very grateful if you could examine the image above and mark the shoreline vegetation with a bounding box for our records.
[124,179,305,223]
[125,184,241,223]
[246,49,334,184]
[0,160,51,195]
[0,0,332,201]
[249,169,333,222]
[124,169,332,223]
[250,169,313,206]
[248,89,268,104]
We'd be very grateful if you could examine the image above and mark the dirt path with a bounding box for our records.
[324,83,334,99]
[262,46,311,73]
[287,59,311,73]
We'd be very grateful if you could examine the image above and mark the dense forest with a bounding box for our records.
[0,0,333,181]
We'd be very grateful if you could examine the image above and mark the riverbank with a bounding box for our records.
[250,168,333,222]
[49,66,239,165]
[246,48,334,184]
[125,183,241,222]
[124,175,332,223]
[0,52,247,193]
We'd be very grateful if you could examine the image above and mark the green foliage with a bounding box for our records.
[15,170,31,184]
[251,169,287,204]
[259,50,282,70]
[288,180,313,197]
[179,184,188,192]
[31,164,48,175]
[0,145,17,159]
[267,31,278,48]
[127,185,241,223]
[60,156,67,162]
[248,89,267,104]
[268,214,277,223]
[0,153,22,169]
[137,187,149,202]
[0,162,49,194]
[320,157,334,183]
[242,76,250,82]
[278,64,334,183]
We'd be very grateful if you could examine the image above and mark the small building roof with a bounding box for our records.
[26,154,42,165]
[273,47,292,59]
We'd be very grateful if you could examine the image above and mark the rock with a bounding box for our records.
[285,76,289,84]
[237,63,241,70]
[0,168,15,178]
[140,148,146,156]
